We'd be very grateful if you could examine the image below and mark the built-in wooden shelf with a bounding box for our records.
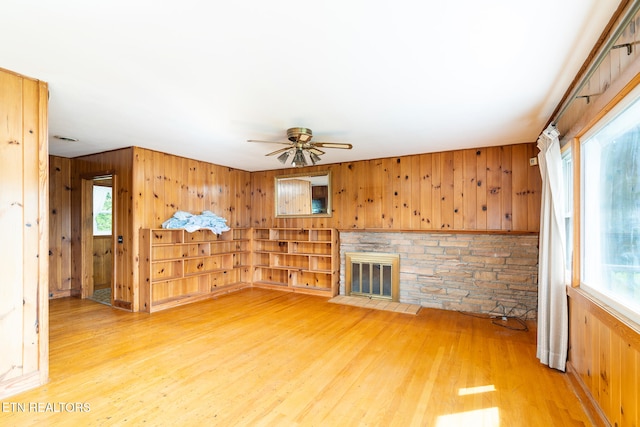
[251,228,339,297]
[140,227,339,312]
[139,228,251,313]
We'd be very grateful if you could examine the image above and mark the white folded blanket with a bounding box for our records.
[161,210,230,234]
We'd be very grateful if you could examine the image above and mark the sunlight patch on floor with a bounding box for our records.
[328,295,420,314]
[436,407,500,427]
[458,384,496,396]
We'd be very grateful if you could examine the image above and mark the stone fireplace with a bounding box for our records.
[339,231,539,319]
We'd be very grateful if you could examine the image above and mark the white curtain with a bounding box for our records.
[536,124,568,371]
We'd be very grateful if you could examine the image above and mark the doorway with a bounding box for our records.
[81,174,115,306]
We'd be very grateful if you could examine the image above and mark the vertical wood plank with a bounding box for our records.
[568,298,583,380]
[598,321,611,419]
[431,152,442,230]
[599,52,612,95]
[123,152,136,306]
[131,148,146,310]
[527,143,542,232]
[501,145,513,230]
[591,314,600,402]
[251,171,264,227]
[419,154,433,229]
[609,332,621,427]
[390,158,402,229]
[475,148,487,230]
[132,148,147,236]
[400,156,413,229]
[262,170,273,228]
[440,152,454,230]
[511,144,528,231]
[620,315,637,427]
[486,146,503,230]
[348,162,369,228]
[369,159,384,229]
[219,164,231,219]
[382,158,395,229]
[330,163,347,228]
[582,310,594,399]
[21,78,41,374]
[186,158,199,214]
[48,157,72,296]
[463,149,477,230]
[37,80,49,383]
[167,154,180,213]
[453,150,464,229]
[410,154,421,229]
[0,71,25,382]
[153,150,165,226]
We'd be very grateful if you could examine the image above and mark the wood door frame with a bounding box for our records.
[79,171,116,301]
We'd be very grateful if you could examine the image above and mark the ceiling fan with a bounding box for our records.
[248,127,352,167]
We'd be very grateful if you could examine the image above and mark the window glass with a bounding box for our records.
[93,185,112,236]
[581,92,640,320]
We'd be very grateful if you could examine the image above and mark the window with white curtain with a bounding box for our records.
[581,87,640,322]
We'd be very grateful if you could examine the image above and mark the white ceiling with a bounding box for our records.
[1,1,622,171]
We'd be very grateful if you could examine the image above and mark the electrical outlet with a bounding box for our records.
[529,157,538,166]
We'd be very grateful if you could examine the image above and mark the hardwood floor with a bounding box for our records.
[1,288,593,426]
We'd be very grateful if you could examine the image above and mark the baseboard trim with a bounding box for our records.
[565,361,610,427]
[0,370,44,400]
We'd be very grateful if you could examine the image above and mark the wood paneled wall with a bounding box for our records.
[49,156,72,298]
[131,147,251,230]
[130,147,251,311]
[567,287,640,427]
[53,143,533,311]
[0,68,49,398]
[252,143,541,232]
[93,236,112,290]
[52,147,253,310]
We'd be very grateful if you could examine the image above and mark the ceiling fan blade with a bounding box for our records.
[265,147,292,156]
[313,142,353,150]
[247,139,292,145]
[309,147,325,156]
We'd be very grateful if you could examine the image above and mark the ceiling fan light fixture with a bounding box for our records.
[292,149,307,167]
[249,127,351,168]
[277,151,290,164]
[309,151,321,165]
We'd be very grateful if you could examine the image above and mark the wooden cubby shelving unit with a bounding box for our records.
[139,228,251,312]
[251,228,339,297]
[140,227,339,312]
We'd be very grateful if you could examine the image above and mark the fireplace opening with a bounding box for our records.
[345,252,399,301]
